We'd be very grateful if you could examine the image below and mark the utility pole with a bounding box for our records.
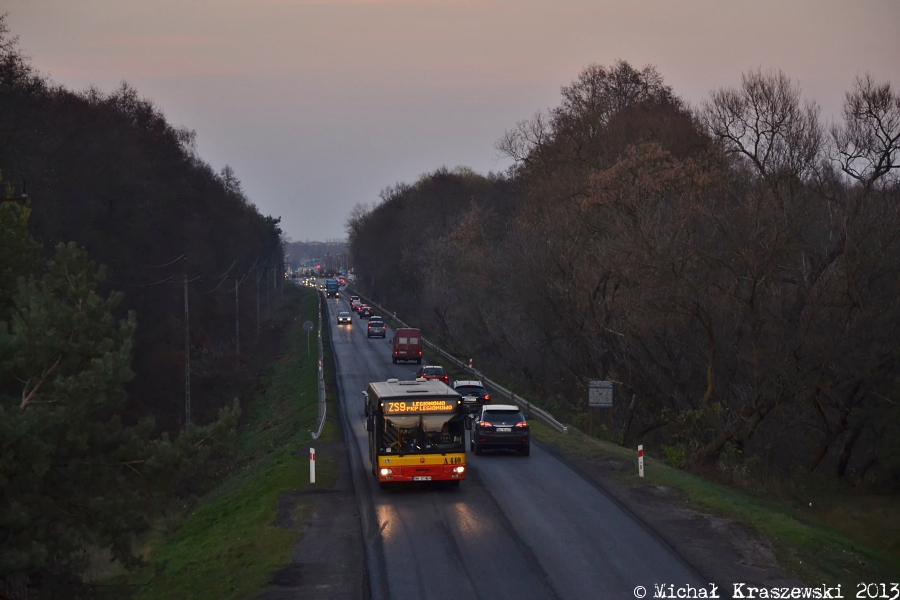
[184,273,190,425]
[267,266,272,320]
[235,274,240,360]
[180,257,201,428]
[256,264,261,339]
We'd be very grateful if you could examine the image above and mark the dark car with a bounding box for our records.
[367,317,386,338]
[414,365,449,385]
[358,305,373,318]
[471,405,530,455]
[350,295,360,310]
[451,380,491,414]
[337,311,352,324]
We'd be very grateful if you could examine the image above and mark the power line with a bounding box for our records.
[132,253,186,269]
[108,276,174,287]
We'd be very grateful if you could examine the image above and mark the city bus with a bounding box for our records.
[364,378,466,487]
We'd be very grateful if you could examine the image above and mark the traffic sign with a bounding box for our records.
[588,380,613,408]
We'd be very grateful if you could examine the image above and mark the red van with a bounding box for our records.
[392,328,423,364]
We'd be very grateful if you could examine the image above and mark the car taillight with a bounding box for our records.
[443,376,448,383]
[515,422,529,429]
[484,395,490,402]
[418,350,422,355]
[478,421,492,429]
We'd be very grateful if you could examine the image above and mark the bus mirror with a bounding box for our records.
[366,417,373,432]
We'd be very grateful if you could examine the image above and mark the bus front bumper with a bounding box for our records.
[378,464,466,482]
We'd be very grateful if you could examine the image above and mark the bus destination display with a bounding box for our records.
[385,399,456,414]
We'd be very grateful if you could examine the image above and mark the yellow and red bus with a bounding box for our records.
[364,378,466,487]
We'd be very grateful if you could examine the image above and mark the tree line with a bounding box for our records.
[348,60,900,491]
[1,16,287,596]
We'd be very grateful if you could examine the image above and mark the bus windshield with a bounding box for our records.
[379,414,465,455]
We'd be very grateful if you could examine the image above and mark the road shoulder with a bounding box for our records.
[533,429,803,596]
[258,441,367,600]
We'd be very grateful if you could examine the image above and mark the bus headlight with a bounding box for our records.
[379,468,392,476]
[453,466,465,474]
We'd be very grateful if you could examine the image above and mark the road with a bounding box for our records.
[325,292,705,600]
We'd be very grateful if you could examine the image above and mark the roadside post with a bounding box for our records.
[310,447,316,483]
[588,380,614,437]
[638,445,644,477]
[303,320,314,356]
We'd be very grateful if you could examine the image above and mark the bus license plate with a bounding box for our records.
[413,476,432,481]
[496,427,512,432]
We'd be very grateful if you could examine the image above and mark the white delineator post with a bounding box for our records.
[469,359,473,369]
[310,447,316,484]
[638,445,644,478]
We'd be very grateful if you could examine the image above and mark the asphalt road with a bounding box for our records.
[325,292,705,600]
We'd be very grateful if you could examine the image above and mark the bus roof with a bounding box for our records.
[368,379,459,400]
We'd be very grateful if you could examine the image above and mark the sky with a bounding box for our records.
[5,0,899,241]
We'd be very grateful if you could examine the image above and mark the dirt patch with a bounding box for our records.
[540,442,803,598]
[272,489,340,529]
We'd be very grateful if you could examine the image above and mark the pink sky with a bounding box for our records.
[7,0,900,240]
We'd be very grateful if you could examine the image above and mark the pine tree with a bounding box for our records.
[0,203,144,586]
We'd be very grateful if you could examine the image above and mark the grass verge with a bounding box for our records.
[116,287,341,600]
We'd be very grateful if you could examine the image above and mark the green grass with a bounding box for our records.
[117,288,341,600]
[531,420,900,586]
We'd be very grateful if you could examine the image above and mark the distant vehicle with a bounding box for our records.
[471,405,530,456]
[325,279,340,298]
[359,305,373,318]
[363,378,466,487]
[451,380,491,414]
[350,295,361,310]
[392,328,422,364]
[337,311,352,324]
[367,316,386,338]
[415,365,449,385]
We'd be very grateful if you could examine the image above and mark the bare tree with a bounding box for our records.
[702,69,823,183]
[831,73,900,190]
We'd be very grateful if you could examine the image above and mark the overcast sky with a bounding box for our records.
[6,0,899,241]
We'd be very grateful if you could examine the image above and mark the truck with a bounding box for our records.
[325,279,340,298]
[392,328,422,364]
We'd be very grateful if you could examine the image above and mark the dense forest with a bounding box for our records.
[348,61,900,491]
[1,16,286,596]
